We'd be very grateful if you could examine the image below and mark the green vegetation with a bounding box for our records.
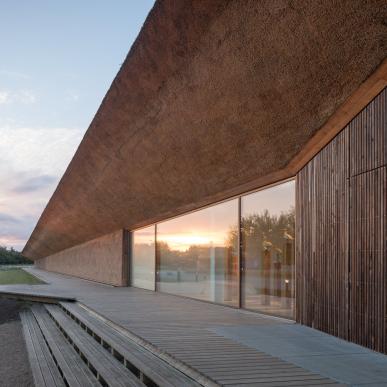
[0,267,44,285]
[0,246,32,265]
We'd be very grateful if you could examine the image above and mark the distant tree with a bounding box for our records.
[0,246,32,265]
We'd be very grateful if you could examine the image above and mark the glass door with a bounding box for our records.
[131,225,156,291]
[240,180,295,319]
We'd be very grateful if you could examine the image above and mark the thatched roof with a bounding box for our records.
[23,0,387,259]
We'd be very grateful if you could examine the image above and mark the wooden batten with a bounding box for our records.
[296,87,386,354]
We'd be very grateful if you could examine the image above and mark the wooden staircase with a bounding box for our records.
[20,303,205,387]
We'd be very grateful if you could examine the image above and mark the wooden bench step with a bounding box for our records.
[20,310,66,387]
[60,302,201,387]
[30,305,100,387]
[45,304,145,387]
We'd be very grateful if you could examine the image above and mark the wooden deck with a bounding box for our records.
[4,268,387,386]
[21,303,202,387]
[20,309,66,387]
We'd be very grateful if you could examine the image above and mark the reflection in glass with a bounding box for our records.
[131,225,155,290]
[157,200,239,306]
[241,180,295,318]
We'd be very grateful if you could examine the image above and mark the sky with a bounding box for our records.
[0,1,154,251]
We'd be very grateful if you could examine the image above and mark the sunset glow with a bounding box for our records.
[158,233,225,252]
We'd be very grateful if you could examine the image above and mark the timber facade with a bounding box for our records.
[297,88,387,353]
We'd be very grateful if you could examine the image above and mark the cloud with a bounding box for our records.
[0,89,37,105]
[0,236,27,250]
[0,70,30,80]
[19,90,36,104]
[0,125,83,175]
[0,124,85,250]
[0,212,19,224]
[0,214,36,251]
[12,174,57,194]
[0,91,9,104]
[65,90,80,102]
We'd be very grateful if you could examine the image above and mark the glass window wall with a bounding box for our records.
[241,180,295,318]
[157,199,239,307]
[129,179,295,318]
[131,225,155,291]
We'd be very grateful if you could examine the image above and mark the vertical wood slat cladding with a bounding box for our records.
[349,168,386,352]
[296,88,387,353]
[350,89,387,176]
[296,129,349,339]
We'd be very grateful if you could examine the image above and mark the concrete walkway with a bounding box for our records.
[1,267,387,386]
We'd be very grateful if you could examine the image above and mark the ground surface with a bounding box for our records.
[0,267,44,285]
[2,268,387,386]
[0,299,34,387]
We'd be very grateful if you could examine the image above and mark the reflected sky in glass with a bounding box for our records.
[242,180,295,216]
[133,226,155,245]
[131,224,155,290]
[157,199,238,251]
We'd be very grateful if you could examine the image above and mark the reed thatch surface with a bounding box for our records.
[24,0,387,259]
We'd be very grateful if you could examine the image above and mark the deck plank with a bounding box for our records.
[45,304,145,387]
[20,310,66,387]
[30,305,100,387]
[61,302,202,387]
[20,311,47,387]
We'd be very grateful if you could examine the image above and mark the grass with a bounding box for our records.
[0,267,44,285]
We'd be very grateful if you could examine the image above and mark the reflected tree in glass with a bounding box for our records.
[240,181,295,318]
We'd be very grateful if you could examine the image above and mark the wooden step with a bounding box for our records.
[45,304,146,387]
[59,302,202,387]
[20,310,66,387]
[30,304,100,387]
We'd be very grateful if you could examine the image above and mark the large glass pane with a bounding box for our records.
[131,225,155,290]
[157,200,239,306]
[241,180,295,318]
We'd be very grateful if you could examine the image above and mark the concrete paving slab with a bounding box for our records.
[211,325,387,385]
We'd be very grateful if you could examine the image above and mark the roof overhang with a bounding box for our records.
[23,0,387,259]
